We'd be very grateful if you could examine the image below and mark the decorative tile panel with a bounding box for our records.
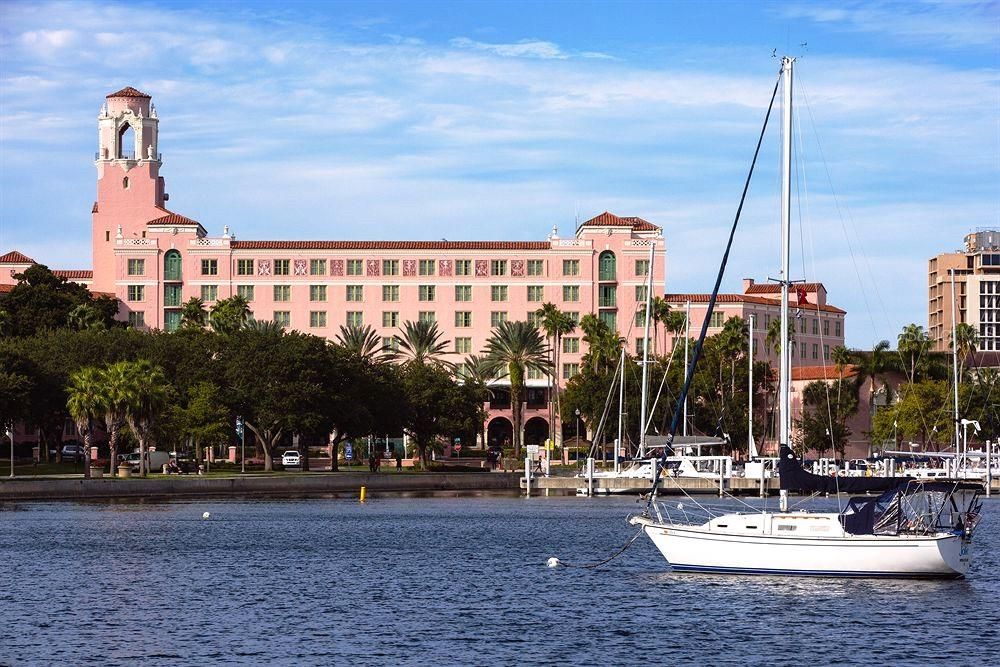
[511,259,525,277]
[331,259,344,276]
[438,259,453,277]
[475,260,489,277]
[403,259,417,276]
[294,259,308,276]
[366,259,380,277]
[257,259,272,276]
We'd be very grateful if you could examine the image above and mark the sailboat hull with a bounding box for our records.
[632,517,970,579]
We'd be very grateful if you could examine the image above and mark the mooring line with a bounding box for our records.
[548,526,645,569]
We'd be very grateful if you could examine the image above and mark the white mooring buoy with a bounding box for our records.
[546,557,561,568]
[202,512,211,520]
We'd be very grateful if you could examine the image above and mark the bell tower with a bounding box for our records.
[91,86,168,291]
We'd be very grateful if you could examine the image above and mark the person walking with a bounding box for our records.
[395,447,403,472]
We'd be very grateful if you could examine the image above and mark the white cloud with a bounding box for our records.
[450,37,568,59]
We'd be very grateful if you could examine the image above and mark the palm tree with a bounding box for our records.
[99,362,132,477]
[898,323,930,384]
[717,316,748,398]
[831,345,852,406]
[853,339,892,440]
[579,314,622,375]
[650,296,672,356]
[952,322,979,384]
[209,294,252,334]
[180,297,207,330]
[335,323,383,361]
[121,360,168,477]
[461,354,495,448]
[536,304,576,445]
[765,318,796,358]
[394,320,451,367]
[66,367,104,478]
[67,303,107,331]
[245,319,285,335]
[483,320,551,458]
[664,310,687,353]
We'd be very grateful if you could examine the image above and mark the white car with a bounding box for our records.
[281,450,301,467]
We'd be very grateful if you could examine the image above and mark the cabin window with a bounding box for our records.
[777,525,796,531]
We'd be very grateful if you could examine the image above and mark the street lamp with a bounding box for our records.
[574,409,581,466]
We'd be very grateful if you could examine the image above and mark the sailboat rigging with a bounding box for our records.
[629,57,985,578]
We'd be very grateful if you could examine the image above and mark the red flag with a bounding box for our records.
[796,287,810,305]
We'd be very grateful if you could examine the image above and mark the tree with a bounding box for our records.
[536,304,576,446]
[0,264,114,337]
[796,379,858,457]
[765,317,795,357]
[459,354,494,450]
[97,361,132,476]
[898,323,930,385]
[335,323,384,361]
[871,380,952,451]
[399,362,472,468]
[664,310,687,353]
[67,303,109,331]
[394,320,450,366]
[853,339,892,437]
[649,296,672,356]
[121,360,168,476]
[579,314,621,375]
[180,297,207,330]
[66,367,104,477]
[0,347,35,455]
[952,322,979,384]
[170,382,231,465]
[483,320,550,458]
[209,295,252,335]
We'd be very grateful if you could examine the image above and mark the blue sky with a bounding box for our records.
[1,0,997,347]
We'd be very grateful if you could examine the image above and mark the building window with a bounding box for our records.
[801,342,807,358]
[201,285,218,302]
[598,285,616,308]
[455,311,473,327]
[812,318,819,335]
[599,311,616,331]
[491,260,507,276]
[800,316,807,334]
[383,259,399,276]
[419,285,436,302]
[127,259,145,276]
[527,312,542,326]
[635,311,647,327]
[310,259,327,276]
[346,285,364,302]
[527,260,544,276]
[274,311,290,327]
[565,312,580,324]
[562,285,579,302]
[346,311,363,326]
[835,320,841,337]
[128,311,144,328]
[455,260,472,276]
[527,367,544,380]
[563,363,580,379]
[237,285,254,301]
[346,259,363,276]
[455,337,472,354]
[636,338,646,353]
[273,285,291,302]
[455,285,472,302]
[812,344,818,360]
[563,337,580,353]
[310,311,327,328]
[236,259,254,275]
[201,259,218,276]
[274,259,290,276]
[563,259,580,276]
[823,319,830,336]
[709,312,725,328]
[418,311,436,323]
[127,285,144,302]
[309,285,327,302]
[382,285,399,301]
[635,259,650,277]
[419,259,436,276]
[598,251,616,281]
[491,285,508,302]
[635,285,648,303]
[824,344,830,360]
[382,337,399,353]
[491,311,508,327]
[164,284,182,307]
[382,311,399,327]
[527,285,543,302]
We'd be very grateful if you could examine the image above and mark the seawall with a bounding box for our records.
[0,472,521,502]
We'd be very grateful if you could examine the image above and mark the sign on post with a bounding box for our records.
[527,445,541,461]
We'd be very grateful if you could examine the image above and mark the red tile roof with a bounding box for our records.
[107,86,151,99]
[746,282,824,295]
[147,209,202,226]
[579,211,660,232]
[792,365,858,381]
[52,270,94,280]
[665,293,846,314]
[0,250,36,264]
[231,240,551,251]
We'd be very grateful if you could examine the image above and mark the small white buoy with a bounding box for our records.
[202,511,211,520]
[546,557,561,568]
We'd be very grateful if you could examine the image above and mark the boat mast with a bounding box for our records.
[779,57,793,512]
[950,268,961,461]
[683,300,690,436]
[617,345,625,472]
[748,314,757,458]
[638,241,655,458]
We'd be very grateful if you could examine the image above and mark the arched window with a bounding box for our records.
[164,250,182,281]
[118,123,135,159]
[598,251,616,281]
[122,176,129,189]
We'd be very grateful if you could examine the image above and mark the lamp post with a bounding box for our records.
[574,409,580,465]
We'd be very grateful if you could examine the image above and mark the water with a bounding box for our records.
[1,494,998,666]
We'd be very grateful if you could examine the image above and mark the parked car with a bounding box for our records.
[281,450,301,467]
[61,444,86,462]
[124,450,170,472]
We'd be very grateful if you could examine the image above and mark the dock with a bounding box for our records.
[522,473,779,496]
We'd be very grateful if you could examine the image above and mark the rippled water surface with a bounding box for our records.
[1,494,998,666]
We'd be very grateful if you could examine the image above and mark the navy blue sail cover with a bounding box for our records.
[777,446,912,494]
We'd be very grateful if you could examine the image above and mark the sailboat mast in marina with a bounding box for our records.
[630,57,985,578]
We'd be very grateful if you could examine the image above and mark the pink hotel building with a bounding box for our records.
[2,87,847,447]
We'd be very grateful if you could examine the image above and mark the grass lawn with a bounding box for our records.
[0,461,92,477]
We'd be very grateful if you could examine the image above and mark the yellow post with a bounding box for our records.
[360,486,367,503]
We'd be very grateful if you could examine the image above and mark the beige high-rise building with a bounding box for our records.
[928,230,1000,352]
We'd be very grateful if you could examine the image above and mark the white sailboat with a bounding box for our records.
[630,57,985,578]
